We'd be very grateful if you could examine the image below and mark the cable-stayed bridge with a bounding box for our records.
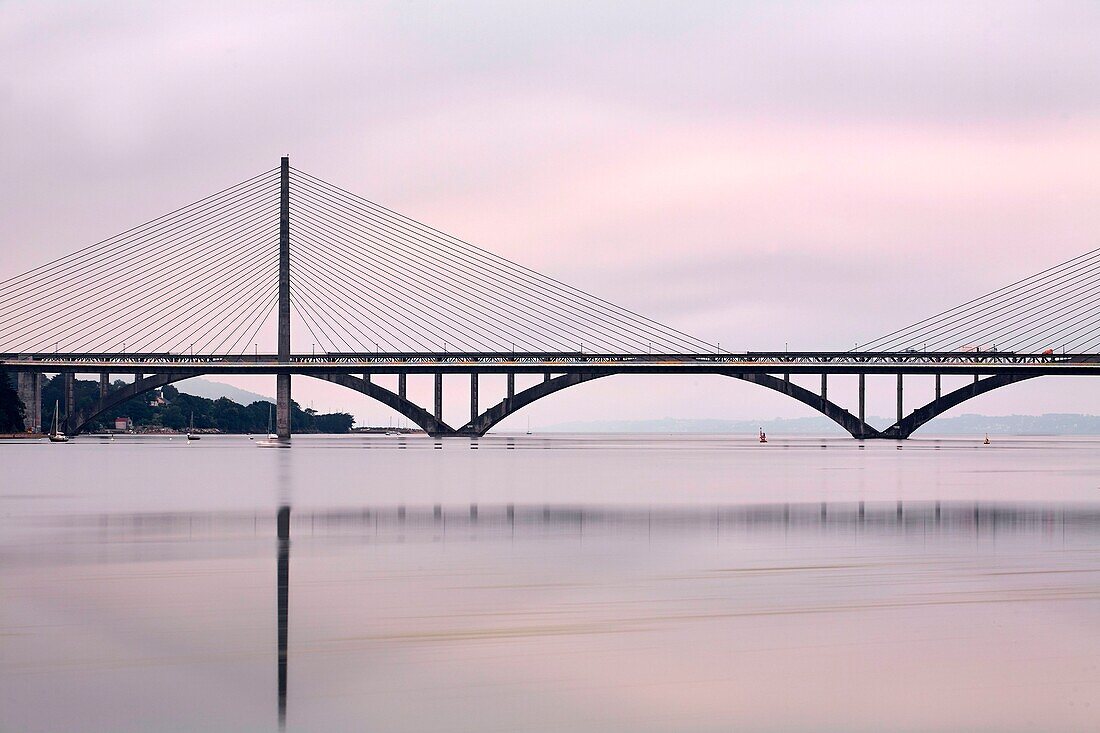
[2,157,1098,439]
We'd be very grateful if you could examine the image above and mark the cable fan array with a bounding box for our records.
[858,247,1100,353]
[0,164,715,356]
[286,168,714,354]
[0,170,281,355]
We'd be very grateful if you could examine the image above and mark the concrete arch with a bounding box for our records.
[458,370,873,438]
[457,371,613,435]
[66,372,193,435]
[311,373,452,436]
[61,369,1042,440]
[880,374,1038,439]
[728,373,879,438]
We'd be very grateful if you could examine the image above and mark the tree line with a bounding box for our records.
[0,371,24,431]
[0,373,354,433]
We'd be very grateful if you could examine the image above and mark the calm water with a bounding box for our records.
[2,434,1099,732]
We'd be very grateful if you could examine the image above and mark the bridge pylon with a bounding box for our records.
[277,156,292,439]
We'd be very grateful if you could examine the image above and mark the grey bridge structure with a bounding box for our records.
[3,157,1099,439]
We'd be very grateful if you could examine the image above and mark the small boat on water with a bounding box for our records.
[256,405,287,447]
[984,433,991,445]
[186,411,200,441]
[48,400,68,443]
[758,428,768,444]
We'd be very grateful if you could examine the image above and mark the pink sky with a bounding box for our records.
[1,2,1098,428]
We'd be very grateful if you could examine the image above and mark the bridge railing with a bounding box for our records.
[0,350,1090,367]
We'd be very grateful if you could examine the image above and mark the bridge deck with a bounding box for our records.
[3,351,1097,376]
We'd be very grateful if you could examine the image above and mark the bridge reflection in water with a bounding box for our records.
[54,501,1099,729]
[277,506,289,731]
[70,501,1100,545]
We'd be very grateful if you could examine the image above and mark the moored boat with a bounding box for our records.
[186,411,201,441]
[48,400,68,443]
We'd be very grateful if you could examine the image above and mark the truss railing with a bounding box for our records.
[0,350,1093,368]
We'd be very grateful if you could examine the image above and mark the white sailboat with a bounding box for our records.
[258,403,286,447]
[186,411,200,441]
[48,400,68,443]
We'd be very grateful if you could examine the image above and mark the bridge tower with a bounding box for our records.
[276,156,292,439]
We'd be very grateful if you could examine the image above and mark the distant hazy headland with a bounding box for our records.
[543,415,1100,436]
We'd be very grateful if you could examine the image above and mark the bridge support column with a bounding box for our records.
[276,374,291,439]
[544,372,551,383]
[858,373,866,437]
[363,373,371,384]
[434,373,443,422]
[63,373,75,422]
[506,373,515,402]
[398,373,407,400]
[820,374,827,402]
[935,374,941,400]
[16,372,42,433]
[276,156,292,440]
[99,373,109,402]
[470,373,478,423]
[896,374,904,428]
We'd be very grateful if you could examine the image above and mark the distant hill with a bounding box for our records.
[174,378,273,406]
[543,414,1100,436]
[36,376,352,434]
[544,417,843,434]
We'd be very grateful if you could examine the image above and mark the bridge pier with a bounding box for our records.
[398,373,406,400]
[896,374,903,428]
[506,373,515,402]
[470,373,478,423]
[16,372,42,432]
[276,374,291,439]
[434,373,443,422]
[858,374,866,437]
[64,373,75,424]
[820,374,827,403]
[935,374,941,400]
[99,373,109,402]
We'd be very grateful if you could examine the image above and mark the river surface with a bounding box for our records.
[2,433,1099,732]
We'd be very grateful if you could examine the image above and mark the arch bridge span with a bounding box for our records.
[38,357,1078,438]
[5,158,1100,441]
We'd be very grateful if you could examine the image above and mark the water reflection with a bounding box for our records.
[41,501,1100,544]
[252,501,1094,728]
[277,506,289,731]
[3,499,1098,732]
